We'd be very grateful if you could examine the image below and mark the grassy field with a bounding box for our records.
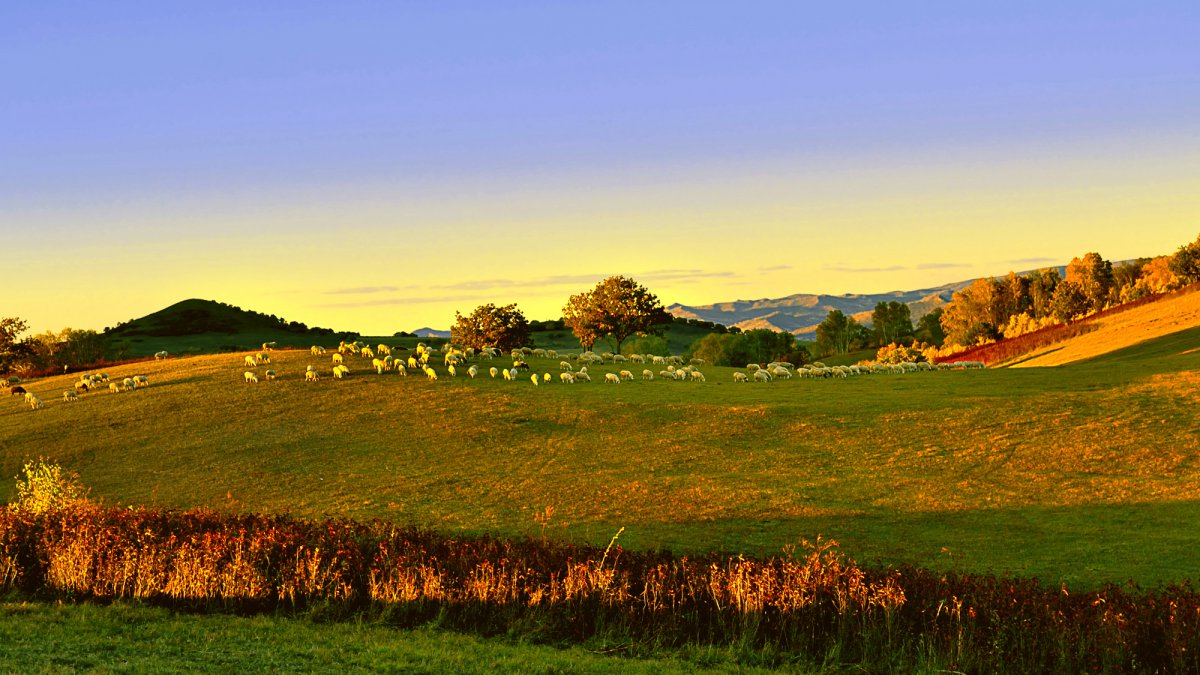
[4,322,1200,591]
[0,600,780,673]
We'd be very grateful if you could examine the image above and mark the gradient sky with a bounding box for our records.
[5,2,1199,335]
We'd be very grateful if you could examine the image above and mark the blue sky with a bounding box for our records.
[4,2,1198,334]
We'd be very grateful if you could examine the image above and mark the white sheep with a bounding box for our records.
[530,373,540,386]
[244,355,258,367]
[333,365,350,379]
[256,352,271,364]
[753,369,771,383]
[332,353,344,365]
[425,367,438,381]
[134,375,150,387]
[123,377,136,389]
[377,344,391,356]
[63,390,79,401]
[264,370,277,381]
[560,372,575,384]
[305,370,320,382]
[689,370,706,382]
[770,367,791,379]
[503,368,512,381]
[74,380,90,392]
[27,394,43,409]
[575,371,591,382]
[448,364,457,378]
[659,370,675,380]
[605,373,621,384]
[689,358,706,366]
[543,373,551,383]
[560,361,573,371]
[361,347,375,360]
[407,356,418,369]
[618,370,634,381]
[373,358,387,374]
[642,369,654,380]
[244,371,258,383]
[490,367,499,378]
[468,365,479,379]
[109,382,121,393]
[154,350,169,360]
[652,356,666,365]
[311,345,327,355]
[612,354,627,363]
[746,363,762,372]
[262,342,276,351]
[733,372,748,382]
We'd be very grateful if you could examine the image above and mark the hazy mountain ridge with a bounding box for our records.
[668,281,977,337]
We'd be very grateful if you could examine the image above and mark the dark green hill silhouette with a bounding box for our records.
[106,299,332,338]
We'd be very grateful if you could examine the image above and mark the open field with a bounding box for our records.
[5,325,1200,590]
[0,600,773,674]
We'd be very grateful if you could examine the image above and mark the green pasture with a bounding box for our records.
[4,328,1200,589]
[0,600,776,673]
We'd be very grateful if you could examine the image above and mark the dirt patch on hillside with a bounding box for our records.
[1011,290,1200,367]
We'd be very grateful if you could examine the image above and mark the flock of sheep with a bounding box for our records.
[4,339,984,413]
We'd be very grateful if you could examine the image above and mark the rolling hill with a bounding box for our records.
[668,268,1069,336]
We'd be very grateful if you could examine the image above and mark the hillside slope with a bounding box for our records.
[1010,288,1200,368]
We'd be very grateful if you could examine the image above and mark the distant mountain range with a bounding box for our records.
[668,268,1065,337]
[412,327,452,339]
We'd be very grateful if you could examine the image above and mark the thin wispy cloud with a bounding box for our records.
[1006,257,1059,265]
[823,264,908,273]
[916,262,970,270]
[757,265,793,273]
[325,285,410,295]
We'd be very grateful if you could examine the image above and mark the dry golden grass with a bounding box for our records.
[1012,288,1200,367]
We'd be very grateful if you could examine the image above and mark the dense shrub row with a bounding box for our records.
[2,503,1198,671]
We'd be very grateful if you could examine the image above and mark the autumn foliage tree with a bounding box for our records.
[562,276,672,354]
[1170,233,1200,285]
[451,303,531,352]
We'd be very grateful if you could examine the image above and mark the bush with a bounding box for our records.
[8,459,90,515]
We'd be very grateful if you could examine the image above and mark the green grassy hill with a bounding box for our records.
[103,298,351,357]
[4,326,1199,589]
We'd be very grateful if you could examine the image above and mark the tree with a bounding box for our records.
[1050,280,1089,322]
[450,303,531,352]
[1134,255,1179,297]
[0,317,30,373]
[1066,252,1113,312]
[939,278,1002,347]
[1027,268,1061,319]
[815,309,862,355]
[914,308,947,346]
[870,301,914,347]
[562,276,672,354]
[1170,233,1200,285]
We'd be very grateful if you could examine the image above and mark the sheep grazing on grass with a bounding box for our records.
[543,373,551,383]
[372,358,387,374]
[244,355,258,367]
[424,367,438,381]
[74,380,90,392]
[264,370,277,381]
[612,354,627,363]
[123,377,136,389]
[490,367,499,379]
[468,365,479,379]
[630,354,645,364]
[305,370,320,382]
[333,365,350,379]
[689,370,706,382]
[154,351,169,360]
[619,370,634,381]
[575,371,591,382]
[530,374,540,386]
[448,364,457,378]
[109,382,121,393]
[244,371,258,383]
[361,347,375,360]
[63,390,79,402]
[689,358,706,366]
[332,353,344,365]
[642,369,654,380]
[753,369,771,383]
[134,375,150,387]
[746,363,762,372]
[262,342,276,351]
[652,356,666,365]
[560,372,575,384]
[407,357,418,369]
[311,345,327,355]
[502,368,512,381]
[770,367,791,379]
[27,394,43,409]
[605,373,621,384]
[377,344,391,356]
[559,361,573,371]
[659,370,675,380]
[733,372,748,382]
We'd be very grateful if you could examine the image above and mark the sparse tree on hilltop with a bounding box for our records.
[870,301,914,347]
[451,303,531,352]
[562,276,672,354]
[0,317,29,373]
[1066,252,1114,312]
[815,309,863,355]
